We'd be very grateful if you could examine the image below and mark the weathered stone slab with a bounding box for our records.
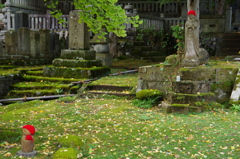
[18,27,30,56]
[61,49,96,60]
[69,10,90,50]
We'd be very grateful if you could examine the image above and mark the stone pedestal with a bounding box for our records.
[182,59,200,67]
[61,49,96,60]
[17,150,37,158]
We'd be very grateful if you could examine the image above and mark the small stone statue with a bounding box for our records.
[17,125,37,157]
[182,10,200,67]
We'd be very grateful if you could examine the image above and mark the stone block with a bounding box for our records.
[96,53,113,67]
[180,67,216,82]
[210,82,234,103]
[18,27,30,56]
[61,49,96,60]
[69,10,90,50]
[171,93,215,105]
[5,31,18,55]
[52,59,102,68]
[215,68,238,83]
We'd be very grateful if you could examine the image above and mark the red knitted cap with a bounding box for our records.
[23,125,35,135]
[188,10,196,16]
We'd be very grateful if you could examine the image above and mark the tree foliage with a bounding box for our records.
[44,0,142,38]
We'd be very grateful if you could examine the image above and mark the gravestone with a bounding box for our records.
[61,10,95,60]
[0,39,3,56]
[18,27,30,56]
[44,10,110,79]
[69,10,89,50]
[30,30,40,58]
[5,30,18,55]
[15,11,29,31]
[39,29,50,59]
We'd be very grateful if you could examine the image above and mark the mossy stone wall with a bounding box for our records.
[137,65,238,103]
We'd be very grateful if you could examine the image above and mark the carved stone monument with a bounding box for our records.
[61,10,95,60]
[17,125,37,157]
[182,10,200,67]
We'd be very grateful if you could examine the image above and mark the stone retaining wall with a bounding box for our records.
[137,65,238,104]
[0,74,22,98]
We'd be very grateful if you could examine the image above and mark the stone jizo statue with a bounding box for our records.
[182,10,200,67]
[17,125,37,157]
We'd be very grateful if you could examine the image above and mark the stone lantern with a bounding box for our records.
[90,29,113,67]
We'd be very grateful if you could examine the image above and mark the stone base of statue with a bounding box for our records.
[182,59,200,67]
[17,150,37,157]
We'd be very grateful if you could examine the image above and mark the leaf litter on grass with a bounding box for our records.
[0,99,239,159]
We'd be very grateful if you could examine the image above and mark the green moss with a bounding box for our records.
[0,129,20,142]
[210,82,233,92]
[136,89,163,100]
[52,59,102,68]
[59,135,84,148]
[53,148,78,159]
[165,55,178,65]
[171,104,189,107]
[23,75,84,83]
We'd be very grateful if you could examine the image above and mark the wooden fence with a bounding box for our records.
[29,12,68,32]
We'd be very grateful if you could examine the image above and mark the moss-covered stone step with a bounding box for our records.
[43,66,110,79]
[87,85,133,92]
[171,92,215,105]
[23,75,84,83]
[10,82,70,90]
[7,88,78,98]
[52,59,102,68]
[25,70,43,76]
[161,102,203,114]
[86,90,135,97]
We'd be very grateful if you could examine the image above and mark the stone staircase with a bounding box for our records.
[216,32,240,56]
[3,68,80,100]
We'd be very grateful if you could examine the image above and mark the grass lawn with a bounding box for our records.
[0,98,239,159]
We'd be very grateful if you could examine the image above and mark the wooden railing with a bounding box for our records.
[6,0,46,9]
[138,15,186,31]
[29,12,68,32]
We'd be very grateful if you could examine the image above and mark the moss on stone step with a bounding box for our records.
[52,59,102,68]
[23,75,84,83]
[43,66,110,79]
